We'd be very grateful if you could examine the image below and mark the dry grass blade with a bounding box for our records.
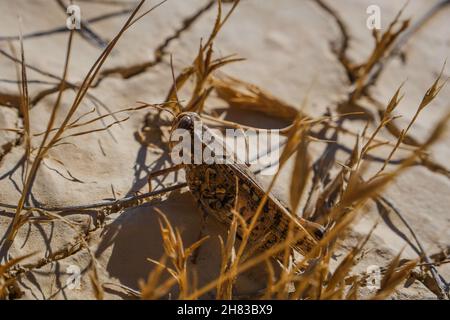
[405,62,447,134]
[374,66,447,177]
[351,4,410,101]
[147,0,447,301]
[34,101,175,136]
[372,250,417,300]
[212,75,300,121]
[290,126,311,215]
[216,214,238,299]
[140,256,178,300]
[18,25,31,175]
[54,117,129,142]
[0,253,35,299]
[191,190,371,300]
[6,23,35,244]
[215,177,240,299]
[37,30,74,152]
[361,82,404,158]
[205,0,240,49]
[156,209,208,298]
[90,266,104,300]
[163,0,242,115]
[322,224,376,299]
[5,0,165,245]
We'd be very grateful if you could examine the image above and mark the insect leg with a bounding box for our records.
[147,164,183,192]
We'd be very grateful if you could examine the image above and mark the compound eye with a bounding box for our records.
[313,227,325,240]
[176,115,194,130]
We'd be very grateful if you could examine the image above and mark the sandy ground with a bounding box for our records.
[0,0,449,299]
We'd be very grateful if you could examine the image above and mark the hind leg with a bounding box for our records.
[147,164,183,192]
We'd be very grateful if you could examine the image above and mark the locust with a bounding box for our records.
[146,111,325,257]
[1,108,324,258]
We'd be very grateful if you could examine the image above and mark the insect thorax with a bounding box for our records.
[185,164,236,224]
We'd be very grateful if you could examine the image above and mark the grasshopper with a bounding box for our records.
[1,108,323,259]
[146,111,324,257]
[1,108,323,258]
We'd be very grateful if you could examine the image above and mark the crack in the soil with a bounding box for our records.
[314,0,450,181]
[313,0,450,299]
[4,183,182,284]
[99,0,216,79]
[0,136,22,166]
[0,1,216,285]
[56,0,110,49]
[365,0,450,90]
[0,0,216,167]
[0,113,23,167]
[0,6,133,44]
[313,0,354,84]
[0,93,21,109]
[0,0,216,109]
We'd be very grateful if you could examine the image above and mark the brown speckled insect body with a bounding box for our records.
[173,112,324,255]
